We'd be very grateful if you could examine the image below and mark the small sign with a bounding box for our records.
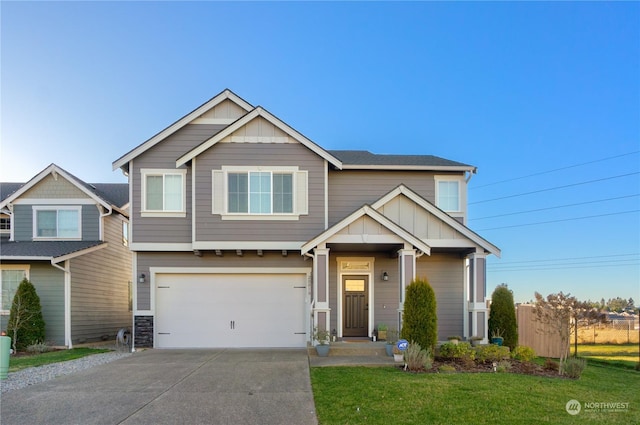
[396,339,408,351]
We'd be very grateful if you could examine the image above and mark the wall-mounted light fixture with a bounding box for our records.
[138,273,146,284]
[382,271,389,281]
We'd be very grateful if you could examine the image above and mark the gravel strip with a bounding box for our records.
[1,350,132,393]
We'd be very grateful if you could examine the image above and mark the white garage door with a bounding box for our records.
[155,273,307,348]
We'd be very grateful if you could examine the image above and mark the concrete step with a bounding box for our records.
[308,341,392,357]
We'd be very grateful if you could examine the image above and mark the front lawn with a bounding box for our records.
[8,348,111,372]
[311,362,640,424]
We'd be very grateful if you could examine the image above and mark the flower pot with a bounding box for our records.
[378,330,387,341]
[385,344,394,357]
[315,344,330,357]
[393,353,404,363]
[491,337,503,346]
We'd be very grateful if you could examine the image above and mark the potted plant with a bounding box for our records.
[377,324,388,341]
[392,345,404,363]
[470,336,483,347]
[447,335,462,345]
[491,329,504,346]
[385,328,398,356]
[313,327,331,357]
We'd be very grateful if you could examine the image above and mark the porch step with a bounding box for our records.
[308,340,390,357]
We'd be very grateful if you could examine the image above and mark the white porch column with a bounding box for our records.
[312,247,330,344]
[467,250,488,343]
[397,245,416,331]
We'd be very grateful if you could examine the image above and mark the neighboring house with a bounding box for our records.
[112,89,501,349]
[0,164,131,347]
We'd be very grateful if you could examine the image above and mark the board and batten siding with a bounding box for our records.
[131,124,226,244]
[194,142,326,242]
[135,251,309,311]
[12,204,99,241]
[328,170,439,227]
[416,253,465,340]
[69,214,132,343]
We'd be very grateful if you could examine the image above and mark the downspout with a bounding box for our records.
[98,205,113,240]
[50,259,72,349]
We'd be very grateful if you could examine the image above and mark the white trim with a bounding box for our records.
[129,243,193,251]
[192,157,197,245]
[336,257,375,339]
[191,117,237,125]
[13,198,96,205]
[221,215,300,221]
[0,264,30,314]
[0,255,53,261]
[113,89,253,171]
[53,243,108,263]
[341,164,477,172]
[176,107,342,169]
[434,175,465,215]
[227,136,292,144]
[221,165,299,172]
[191,241,304,250]
[324,160,329,230]
[424,239,481,248]
[32,205,82,240]
[140,168,187,216]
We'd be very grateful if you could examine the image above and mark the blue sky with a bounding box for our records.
[2,2,638,304]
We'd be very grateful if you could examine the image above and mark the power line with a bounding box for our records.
[468,194,640,221]
[488,253,639,266]
[476,209,640,231]
[472,150,640,190]
[488,258,639,271]
[469,172,640,205]
[487,262,640,273]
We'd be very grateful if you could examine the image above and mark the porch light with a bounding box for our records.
[382,271,389,281]
[138,273,146,284]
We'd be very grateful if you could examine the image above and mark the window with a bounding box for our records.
[437,180,460,212]
[0,214,10,234]
[141,169,186,216]
[33,207,81,239]
[227,171,294,214]
[1,266,29,312]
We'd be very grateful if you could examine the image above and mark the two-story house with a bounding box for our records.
[0,164,132,348]
[112,89,500,349]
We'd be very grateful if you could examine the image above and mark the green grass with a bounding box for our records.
[311,362,640,424]
[572,344,640,369]
[8,348,111,372]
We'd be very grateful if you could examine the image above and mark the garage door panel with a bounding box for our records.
[155,273,307,348]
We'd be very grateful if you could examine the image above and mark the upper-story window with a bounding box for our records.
[213,166,307,220]
[141,169,187,217]
[435,178,461,213]
[33,206,81,239]
[0,214,10,235]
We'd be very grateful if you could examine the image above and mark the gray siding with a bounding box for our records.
[11,204,99,241]
[132,124,225,244]
[194,143,326,242]
[416,253,465,340]
[328,170,460,226]
[69,214,132,344]
[136,251,309,311]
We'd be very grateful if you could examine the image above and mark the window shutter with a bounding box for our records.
[212,170,225,214]
[295,170,308,215]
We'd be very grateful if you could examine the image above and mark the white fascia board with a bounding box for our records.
[372,185,501,257]
[52,243,109,264]
[0,255,53,261]
[113,89,253,171]
[150,266,312,275]
[129,243,194,251]
[340,164,476,172]
[176,107,343,169]
[192,241,305,251]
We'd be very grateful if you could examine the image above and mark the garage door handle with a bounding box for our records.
[230,320,235,330]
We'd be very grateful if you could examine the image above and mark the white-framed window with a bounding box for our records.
[33,206,81,239]
[1,265,29,313]
[435,178,462,212]
[213,167,307,220]
[0,214,10,235]
[140,169,187,217]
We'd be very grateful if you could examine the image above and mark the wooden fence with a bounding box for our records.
[517,304,567,358]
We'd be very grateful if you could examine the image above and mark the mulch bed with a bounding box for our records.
[397,357,567,379]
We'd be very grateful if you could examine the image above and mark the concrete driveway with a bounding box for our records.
[0,349,318,425]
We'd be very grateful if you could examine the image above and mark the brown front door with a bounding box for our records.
[342,275,369,337]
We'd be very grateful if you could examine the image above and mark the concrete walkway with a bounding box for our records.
[0,349,317,425]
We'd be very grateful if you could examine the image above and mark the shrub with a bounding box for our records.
[496,359,512,373]
[7,278,46,351]
[544,358,559,371]
[401,277,437,351]
[488,284,518,350]
[562,357,587,379]
[26,342,52,354]
[511,345,536,363]
[474,344,510,363]
[404,341,433,371]
[438,342,475,361]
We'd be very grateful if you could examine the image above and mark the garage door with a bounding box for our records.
[155,273,307,348]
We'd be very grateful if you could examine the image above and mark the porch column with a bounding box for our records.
[397,245,416,331]
[312,247,330,344]
[467,250,488,343]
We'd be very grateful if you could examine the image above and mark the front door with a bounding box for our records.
[342,275,369,337]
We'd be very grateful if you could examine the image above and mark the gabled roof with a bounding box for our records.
[0,164,128,212]
[112,89,253,171]
[301,205,431,255]
[328,150,476,172]
[371,185,501,257]
[176,106,343,169]
[0,239,106,262]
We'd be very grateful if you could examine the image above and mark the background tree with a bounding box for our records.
[401,277,437,352]
[7,278,46,352]
[488,284,518,350]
